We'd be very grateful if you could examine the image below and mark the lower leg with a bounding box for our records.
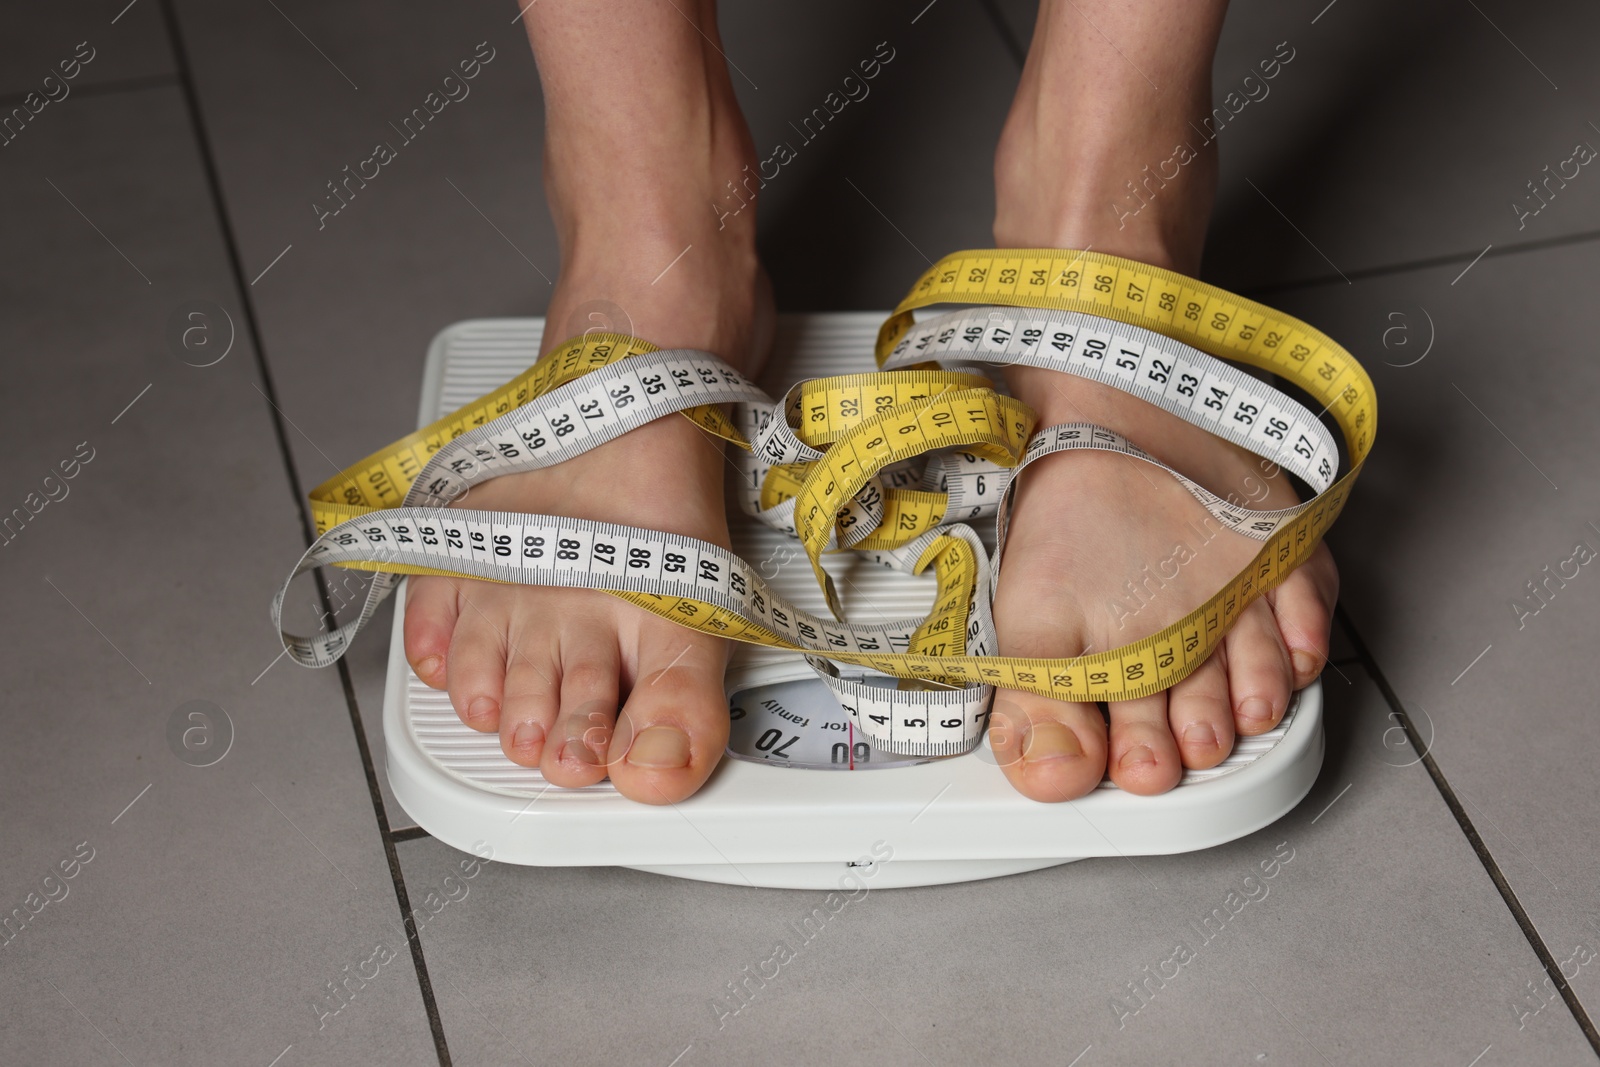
[992,0,1229,271]
[523,0,768,360]
[986,0,1339,802]
[404,0,769,804]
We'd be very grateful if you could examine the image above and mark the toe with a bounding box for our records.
[1166,648,1234,770]
[988,692,1108,803]
[541,630,621,789]
[1224,597,1293,736]
[498,645,560,767]
[444,594,509,733]
[1268,543,1340,689]
[1107,692,1184,795]
[403,576,458,689]
[608,635,730,805]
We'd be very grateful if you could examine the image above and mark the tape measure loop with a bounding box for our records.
[273,255,1372,759]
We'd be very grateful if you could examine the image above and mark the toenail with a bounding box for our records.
[1239,698,1274,725]
[1291,649,1319,679]
[511,721,544,751]
[416,655,442,679]
[1119,744,1156,771]
[626,726,691,769]
[561,738,600,766]
[466,697,496,724]
[1022,721,1081,762]
[1181,723,1217,749]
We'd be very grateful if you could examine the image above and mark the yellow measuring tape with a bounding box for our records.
[295,249,1373,704]
[305,332,744,540]
[843,248,1376,700]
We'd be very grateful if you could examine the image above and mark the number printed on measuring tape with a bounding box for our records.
[273,250,1375,758]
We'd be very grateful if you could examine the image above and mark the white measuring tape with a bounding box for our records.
[883,305,1339,553]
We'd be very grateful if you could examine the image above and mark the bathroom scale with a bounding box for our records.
[381,315,1324,889]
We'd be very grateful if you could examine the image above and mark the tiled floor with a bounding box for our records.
[4,1,1597,1064]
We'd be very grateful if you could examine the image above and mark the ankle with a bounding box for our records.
[993,115,1216,274]
[542,85,761,257]
[540,106,766,361]
[991,3,1222,274]
[546,242,762,363]
[551,158,760,259]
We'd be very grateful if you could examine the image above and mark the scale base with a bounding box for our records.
[628,857,1078,890]
[382,316,1325,890]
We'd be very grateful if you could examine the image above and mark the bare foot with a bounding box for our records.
[985,0,1339,801]
[403,1,771,804]
[403,242,770,804]
[987,372,1339,801]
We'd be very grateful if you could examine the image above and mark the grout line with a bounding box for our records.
[0,72,179,109]
[330,640,454,1063]
[1238,225,1600,299]
[1334,604,1600,1055]
[391,825,433,843]
[154,2,452,1063]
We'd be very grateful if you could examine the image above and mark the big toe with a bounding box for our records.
[988,692,1108,803]
[607,636,730,805]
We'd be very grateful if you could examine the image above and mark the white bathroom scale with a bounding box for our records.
[382,315,1324,889]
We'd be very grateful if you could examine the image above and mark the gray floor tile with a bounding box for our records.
[982,0,1600,292]
[4,0,1594,1058]
[1278,237,1600,1033]
[0,88,435,1065]
[395,663,1591,1066]
[0,0,174,100]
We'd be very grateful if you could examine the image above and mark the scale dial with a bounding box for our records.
[727,678,941,770]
